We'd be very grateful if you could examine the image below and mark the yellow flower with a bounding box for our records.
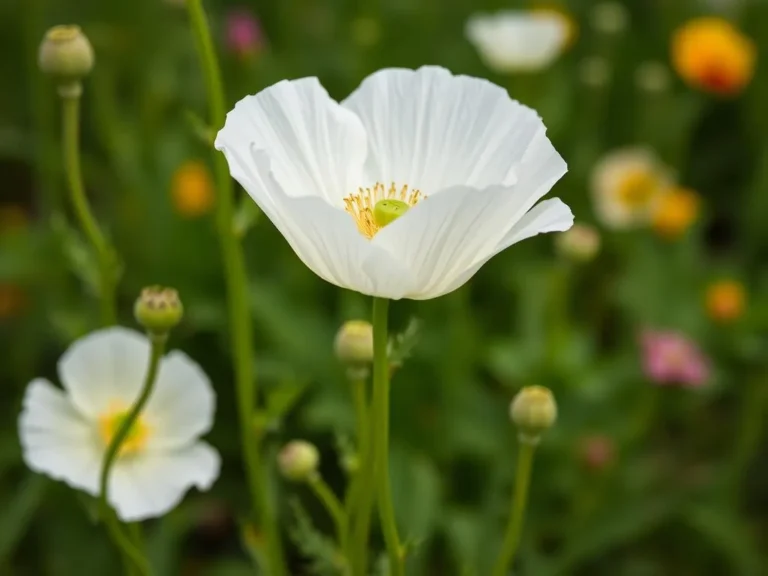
[0,284,27,319]
[171,161,215,218]
[591,148,670,229]
[531,4,579,49]
[672,18,755,96]
[705,279,745,323]
[652,187,700,239]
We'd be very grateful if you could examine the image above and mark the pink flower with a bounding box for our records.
[225,9,263,58]
[640,329,710,387]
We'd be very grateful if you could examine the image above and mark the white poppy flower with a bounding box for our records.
[18,327,220,522]
[465,12,569,73]
[591,148,672,229]
[215,66,572,300]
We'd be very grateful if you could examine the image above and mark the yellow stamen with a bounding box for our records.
[343,182,424,239]
[98,408,150,456]
[616,170,661,209]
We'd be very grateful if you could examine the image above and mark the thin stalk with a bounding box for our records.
[184,2,286,574]
[98,334,166,576]
[61,93,118,325]
[344,377,368,569]
[491,441,536,576]
[372,297,404,575]
[309,474,348,556]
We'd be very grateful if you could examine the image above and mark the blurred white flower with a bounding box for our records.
[215,66,572,300]
[556,224,601,261]
[634,61,671,93]
[579,57,611,88]
[19,328,220,521]
[591,148,671,229]
[589,2,629,35]
[465,11,569,73]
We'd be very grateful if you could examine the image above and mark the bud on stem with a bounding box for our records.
[38,25,94,98]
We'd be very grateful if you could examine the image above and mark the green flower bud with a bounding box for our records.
[38,25,94,95]
[134,286,183,335]
[334,320,374,367]
[510,386,557,444]
[278,440,319,482]
[373,199,410,228]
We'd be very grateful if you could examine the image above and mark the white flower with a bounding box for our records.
[591,148,672,229]
[465,11,568,73]
[18,327,220,521]
[215,66,572,300]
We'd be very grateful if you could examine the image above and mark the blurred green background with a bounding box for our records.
[2,0,768,574]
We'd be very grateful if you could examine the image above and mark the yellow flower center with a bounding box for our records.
[616,170,661,208]
[343,182,424,239]
[99,409,150,456]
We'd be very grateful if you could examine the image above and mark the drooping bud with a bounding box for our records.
[38,25,94,97]
[373,199,410,229]
[510,386,557,444]
[334,320,374,374]
[134,286,183,336]
[278,440,319,482]
[556,224,600,262]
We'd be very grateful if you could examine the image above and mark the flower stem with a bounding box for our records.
[309,474,348,555]
[61,92,118,326]
[372,297,405,576]
[184,2,286,575]
[98,334,166,576]
[491,440,537,576]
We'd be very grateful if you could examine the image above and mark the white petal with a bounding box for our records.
[215,77,367,204]
[108,442,220,522]
[58,327,150,419]
[495,198,574,247]
[143,351,215,450]
[466,12,568,73]
[221,148,415,298]
[342,66,556,192]
[428,199,574,298]
[19,379,101,495]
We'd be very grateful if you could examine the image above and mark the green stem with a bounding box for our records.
[98,334,165,576]
[344,378,370,574]
[372,297,404,576]
[491,440,537,576]
[185,2,286,575]
[61,92,118,325]
[309,474,348,554]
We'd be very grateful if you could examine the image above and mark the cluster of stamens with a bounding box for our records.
[343,182,424,239]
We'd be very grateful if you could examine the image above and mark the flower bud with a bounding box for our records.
[334,320,374,366]
[134,286,183,335]
[510,386,557,444]
[278,440,319,482]
[38,25,94,95]
[556,224,600,262]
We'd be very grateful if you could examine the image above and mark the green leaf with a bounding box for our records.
[287,498,343,576]
[0,475,48,564]
[265,379,310,421]
[233,196,262,239]
[684,505,762,576]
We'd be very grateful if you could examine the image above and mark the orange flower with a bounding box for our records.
[705,280,745,323]
[0,284,27,319]
[171,161,215,218]
[652,187,700,239]
[672,18,755,96]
